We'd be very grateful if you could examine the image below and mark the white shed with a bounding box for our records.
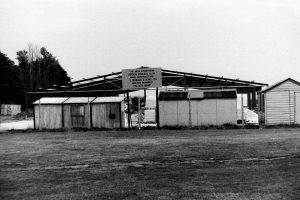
[159,89,237,127]
[258,78,300,125]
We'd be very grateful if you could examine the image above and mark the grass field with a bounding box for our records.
[0,129,299,200]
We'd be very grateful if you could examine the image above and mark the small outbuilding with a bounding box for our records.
[33,96,126,130]
[33,97,68,129]
[91,97,125,129]
[159,89,237,127]
[258,78,300,125]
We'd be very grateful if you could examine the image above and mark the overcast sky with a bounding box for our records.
[1,0,300,85]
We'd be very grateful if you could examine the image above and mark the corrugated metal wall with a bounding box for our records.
[34,105,63,129]
[159,99,237,127]
[265,80,300,125]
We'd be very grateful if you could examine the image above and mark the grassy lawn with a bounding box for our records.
[0,129,299,200]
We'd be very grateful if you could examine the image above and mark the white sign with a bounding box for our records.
[122,68,162,90]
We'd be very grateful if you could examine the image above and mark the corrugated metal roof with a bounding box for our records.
[92,97,125,103]
[63,97,96,104]
[33,97,68,104]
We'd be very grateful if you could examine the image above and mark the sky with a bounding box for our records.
[1,0,300,85]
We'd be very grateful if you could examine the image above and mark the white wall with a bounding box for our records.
[159,99,237,127]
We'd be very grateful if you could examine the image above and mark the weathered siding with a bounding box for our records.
[34,105,63,129]
[264,80,300,125]
[159,99,237,127]
[63,104,91,128]
[295,93,300,124]
[91,103,123,129]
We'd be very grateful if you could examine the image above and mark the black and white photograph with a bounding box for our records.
[0,0,299,199]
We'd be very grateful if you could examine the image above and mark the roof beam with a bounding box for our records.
[162,69,267,86]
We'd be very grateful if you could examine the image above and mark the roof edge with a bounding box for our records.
[258,78,300,94]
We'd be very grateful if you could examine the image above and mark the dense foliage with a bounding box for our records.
[0,51,24,105]
[16,46,70,92]
[0,46,71,109]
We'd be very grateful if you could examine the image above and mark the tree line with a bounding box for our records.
[0,44,71,110]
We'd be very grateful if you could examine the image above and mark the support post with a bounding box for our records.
[144,89,147,105]
[156,88,160,128]
[251,92,256,110]
[126,90,131,129]
[188,95,192,128]
[87,97,91,129]
[241,94,244,127]
[25,94,29,120]
[138,97,141,130]
[39,99,42,131]
[247,93,251,109]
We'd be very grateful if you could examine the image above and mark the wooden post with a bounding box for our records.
[241,94,244,127]
[25,94,29,120]
[188,95,192,128]
[126,90,131,129]
[39,99,42,130]
[252,92,256,110]
[138,97,141,129]
[119,102,122,129]
[247,93,251,109]
[87,97,91,129]
[144,89,147,105]
[62,104,64,129]
[156,88,160,128]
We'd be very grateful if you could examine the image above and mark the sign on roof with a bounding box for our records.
[122,68,162,90]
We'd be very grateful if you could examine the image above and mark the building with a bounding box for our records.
[258,78,300,125]
[159,89,237,127]
[30,67,267,128]
[33,97,125,129]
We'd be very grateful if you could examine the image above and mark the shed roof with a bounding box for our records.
[63,97,96,104]
[33,97,69,104]
[92,96,125,103]
[258,78,300,94]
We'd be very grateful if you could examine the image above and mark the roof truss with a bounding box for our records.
[32,67,268,96]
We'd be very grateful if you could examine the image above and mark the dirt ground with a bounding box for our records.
[0,129,299,200]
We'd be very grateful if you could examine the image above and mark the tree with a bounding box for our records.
[16,45,71,92]
[0,51,24,105]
